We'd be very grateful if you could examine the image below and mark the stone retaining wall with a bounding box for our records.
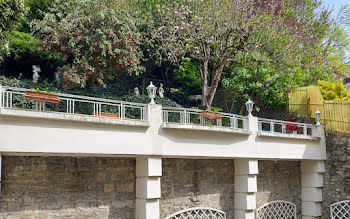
[160,159,235,219]
[0,156,135,219]
[322,134,350,218]
[256,160,301,217]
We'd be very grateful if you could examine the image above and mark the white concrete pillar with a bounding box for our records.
[301,160,325,219]
[234,159,258,219]
[247,115,258,133]
[136,157,162,219]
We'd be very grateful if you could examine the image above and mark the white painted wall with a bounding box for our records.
[0,104,326,160]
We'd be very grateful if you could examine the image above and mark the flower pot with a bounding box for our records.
[24,91,60,103]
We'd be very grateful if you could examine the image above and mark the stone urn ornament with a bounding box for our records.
[158,83,164,98]
[32,65,41,84]
[55,72,61,86]
[134,87,140,96]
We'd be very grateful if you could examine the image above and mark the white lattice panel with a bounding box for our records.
[256,200,297,219]
[331,200,350,219]
[165,207,226,219]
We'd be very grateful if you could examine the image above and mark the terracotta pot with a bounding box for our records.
[200,111,222,119]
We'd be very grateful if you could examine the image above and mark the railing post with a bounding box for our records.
[258,120,262,131]
[6,91,9,108]
[162,111,168,123]
[282,123,286,133]
[67,99,75,114]
[303,125,307,136]
[217,119,222,127]
[0,85,3,108]
[270,121,274,133]
[9,92,12,108]
[120,103,125,119]
[186,111,190,124]
[180,110,186,124]
[143,107,148,121]
[230,117,234,128]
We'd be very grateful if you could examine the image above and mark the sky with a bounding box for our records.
[322,0,350,66]
[322,0,349,18]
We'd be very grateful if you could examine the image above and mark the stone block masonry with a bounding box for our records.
[322,134,350,218]
[256,161,301,217]
[0,156,136,219]
[160,159,235,219]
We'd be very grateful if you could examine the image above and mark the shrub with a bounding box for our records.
[8,30,42,59]
[317,80,350,100]
[32,0,144,88]
[0,0,25,60]
[120,95,181,108]
[174,61,202,95]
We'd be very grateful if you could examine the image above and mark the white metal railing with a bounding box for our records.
[258,118,317,137]
[331,200,350,219]
[162,107,249,131]
[165,207,226,219]
[0,85,147,122]
[256,200,297,219]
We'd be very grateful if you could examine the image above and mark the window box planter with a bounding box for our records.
[200,111,222,120]
[24,90,60,103]
[92,112,119,118]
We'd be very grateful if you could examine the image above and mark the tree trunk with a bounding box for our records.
[200,59,209,109]
[205,57,227,108]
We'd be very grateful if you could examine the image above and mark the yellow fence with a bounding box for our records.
[289,85,350,136]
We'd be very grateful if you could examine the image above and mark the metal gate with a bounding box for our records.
[331,200,350,219]
[164,207,226,219]
[256,200,297,219]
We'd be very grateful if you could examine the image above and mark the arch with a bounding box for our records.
[256,200,297,219]
[164,207,226,219]
[330,200,350,219]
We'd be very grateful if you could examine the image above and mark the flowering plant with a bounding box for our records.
[32,0,144,88]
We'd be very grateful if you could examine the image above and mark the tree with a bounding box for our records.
[153,0,267,108]
[32,0,144,88]
[153,0,346,108]
[0,0,25,60]
[222,1,350,110]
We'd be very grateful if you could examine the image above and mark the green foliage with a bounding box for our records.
[150,0,344,108]
[206,107,223,112]
[223,62,301,109]
[8,30,42,59]
[25,0,54,21]
[318,80,350,100]
[167,92,200,108]
[0,0,25,60]
[32,0,144,88]
[174,61,201,95]
[0,75,32,88]
[17,0,55,33]
[119,95,181,108]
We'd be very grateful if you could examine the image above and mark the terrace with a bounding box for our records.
[0,85,321,140]
[0,85,149,127]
